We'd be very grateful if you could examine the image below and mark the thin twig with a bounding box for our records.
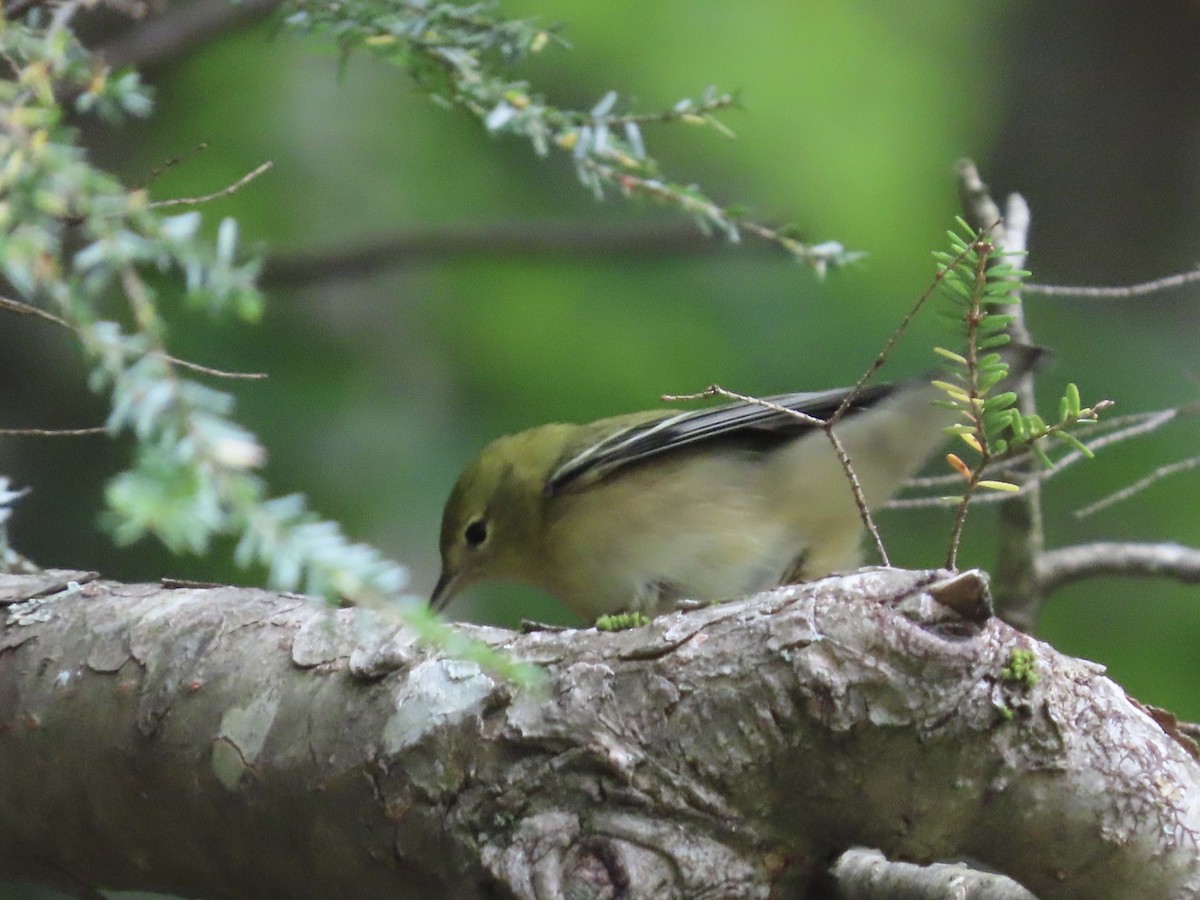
[1,294,266,380]
[1035,542,1200,595]
[802,180,1006,566]
[0,46,20,77]
[139,143,210,190]
[830,215,999,429]
[147,161,273,209]
[1076,455,1200,519]
[570,95,739,131]
[1003,405,1172,483]
[0,426,107,437]
[1024,268,1200,299]
[823,425,889,565]
[888,490,1006,510]
[165,357,267,380]
[890,406,1183,509]
[659,386,824,426]
[0,295,71,328]
[577,158,849,270]
[1066,407,1182,452]
[119,266,159,336]
[262,219,738,288]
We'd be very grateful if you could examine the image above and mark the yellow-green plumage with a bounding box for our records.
[432,381,957,621]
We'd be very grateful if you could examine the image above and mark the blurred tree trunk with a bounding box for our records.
[0,568,1197,899]
[993,0,1200,280]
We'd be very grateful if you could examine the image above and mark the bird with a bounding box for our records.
[431,378,958,622]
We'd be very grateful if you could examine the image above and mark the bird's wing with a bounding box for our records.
[546,382,895,496]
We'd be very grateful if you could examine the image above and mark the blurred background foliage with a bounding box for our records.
[2,0,1199,721]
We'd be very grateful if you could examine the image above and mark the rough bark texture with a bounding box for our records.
[0,568,1197,899]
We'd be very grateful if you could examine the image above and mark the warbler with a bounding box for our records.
[431,379,958,621]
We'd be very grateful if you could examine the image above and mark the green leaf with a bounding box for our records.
[984,408,1018,434]
[944,278,972,299]
[977,314,1015,333]
[932,380,970,403]
[936,309,970,327]
[978,367,1008,393]
[1055,430,1094,457]
[933,346,968,365]
[1065,382,1082,418]
[983,391,1018,411]
[979,479,1020,493]
[1009,413,1029,440]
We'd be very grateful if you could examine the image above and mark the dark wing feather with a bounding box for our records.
[546,382,895,496]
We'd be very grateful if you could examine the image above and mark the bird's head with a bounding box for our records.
[431,425,572,611]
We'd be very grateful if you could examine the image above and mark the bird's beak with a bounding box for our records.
[430,568,459,612]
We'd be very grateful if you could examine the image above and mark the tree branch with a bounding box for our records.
[1035,542,1200,595]
[1075,453,1200,518]
[1,568,1198,899]
[259,219,745,288]
[831,847,1038,900]
[1,0,47,20]
[1024,268,1200,299]
[94,0,283,71]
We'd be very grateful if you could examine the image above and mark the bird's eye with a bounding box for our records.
[463,517,489,548]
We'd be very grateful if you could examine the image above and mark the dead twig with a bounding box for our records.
[147,161,273,209]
